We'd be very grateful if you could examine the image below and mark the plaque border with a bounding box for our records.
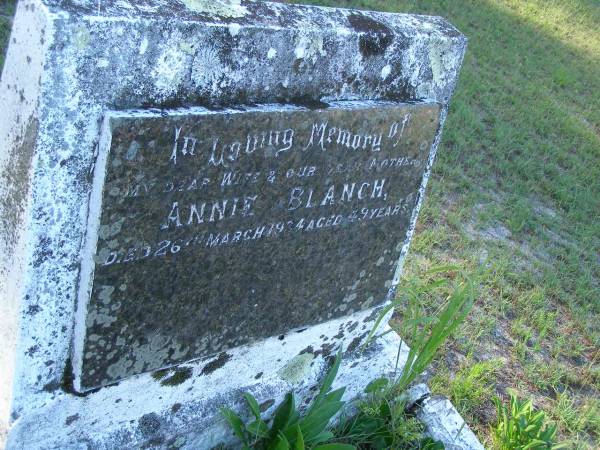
[72,100,441,392]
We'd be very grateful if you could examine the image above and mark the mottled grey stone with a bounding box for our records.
[416,396,485,450]
[75,101,440,389]
[401,384,485,449]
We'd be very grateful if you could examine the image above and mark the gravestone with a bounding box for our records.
[0,1,466,448]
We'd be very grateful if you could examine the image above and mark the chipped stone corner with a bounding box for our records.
[406,384,485,450]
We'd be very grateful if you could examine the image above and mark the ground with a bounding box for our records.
[2,0,598,448]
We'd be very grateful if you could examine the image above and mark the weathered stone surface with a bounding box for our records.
[404,384,485,449]
[15,320,410,450]
[75,101,439,389]
[0,0,466,448]
[416,395,485,450]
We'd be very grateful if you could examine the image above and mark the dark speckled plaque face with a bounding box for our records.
[74,101,440,390]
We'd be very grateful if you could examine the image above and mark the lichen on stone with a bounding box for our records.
[277,353,314,384]
[180,0,248,18]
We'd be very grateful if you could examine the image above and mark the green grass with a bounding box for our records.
[287,0,600,447]
[430,359,502,424]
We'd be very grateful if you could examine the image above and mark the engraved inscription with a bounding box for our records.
[75,101,440,390]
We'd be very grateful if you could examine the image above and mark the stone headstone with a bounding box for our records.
[0,1,465,448]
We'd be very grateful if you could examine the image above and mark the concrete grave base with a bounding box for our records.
[7,310,406,450]
[405,384,485,450]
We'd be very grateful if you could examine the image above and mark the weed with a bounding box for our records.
[550,391,600,439]
[365,266,475,393]
[524,361,573,394]
[336,379,443,449]
[552,390,581,435]
[492,393,567,449]
[224,270,475,449]
[221,350,355,450]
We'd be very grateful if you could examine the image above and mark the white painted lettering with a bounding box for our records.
[161,202,182,229]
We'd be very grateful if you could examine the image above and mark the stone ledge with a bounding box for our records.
[7,327,406,450]
[406,384,485,450]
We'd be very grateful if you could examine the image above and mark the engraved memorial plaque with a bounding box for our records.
[74,101,441,390]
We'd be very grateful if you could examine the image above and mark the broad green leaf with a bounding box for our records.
[247,419,269,438]
[317,349,342,399]
[313,444,356,450]
[522,440,546,450]
[270,393,296,439]
[309,430,334,445]
[220,408,247,443]
[321,387,345,404]
[301,401,344,442]
[364,378,389,394]
[268,432,291,450]
[243,392,262,420]
[294,424,305,450]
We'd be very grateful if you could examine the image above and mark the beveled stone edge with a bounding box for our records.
[72,115,113,393]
